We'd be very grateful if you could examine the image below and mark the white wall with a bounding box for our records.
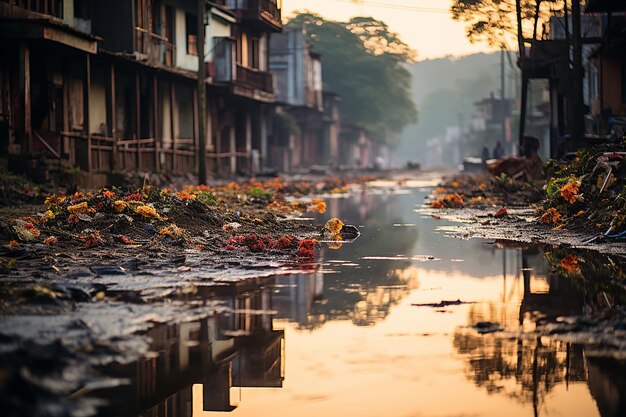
[175,7,233,71]
[206,10,233,61]
[175,8,199,72]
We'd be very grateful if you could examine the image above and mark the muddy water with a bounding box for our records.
[94,183,625,416]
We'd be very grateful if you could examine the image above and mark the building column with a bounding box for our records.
[260,105,268,170]
[19,45,31,155]
[170,82,177,173]
[135,72,141,169]
[229,126,236,176]
[107,63,117,170]
[153,74,160,172]
[84,54,92,172]
[245,110,252,173]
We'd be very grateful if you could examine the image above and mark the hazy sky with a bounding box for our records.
[281,0,497,60]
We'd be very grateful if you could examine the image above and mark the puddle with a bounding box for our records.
[2,185,626,416]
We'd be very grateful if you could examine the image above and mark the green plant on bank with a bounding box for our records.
[196,191,218,206]
[247,187,274,201]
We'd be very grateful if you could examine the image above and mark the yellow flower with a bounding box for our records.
[67,202,89,214]
[327,234,343,250]
[135,205,159,218]
[324,218,344,234]
[113,200,128,213]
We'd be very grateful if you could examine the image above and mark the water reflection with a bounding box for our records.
[89,190,626,417]
[453,246,626,417]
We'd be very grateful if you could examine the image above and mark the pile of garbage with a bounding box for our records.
[429,174,544,210]
[0,177,365,273]
[539,145,626,238]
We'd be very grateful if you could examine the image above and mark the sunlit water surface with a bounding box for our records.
[171,187,612,417]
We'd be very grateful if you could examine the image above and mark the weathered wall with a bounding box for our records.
[89,66,107,134]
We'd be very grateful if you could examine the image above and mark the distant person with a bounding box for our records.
[488,136,543,181]
[374,155,385,171]
[481,146,490,162]
[493,141,504,159]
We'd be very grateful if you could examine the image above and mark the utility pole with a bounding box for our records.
[197,0,207,184]
[571,0,585,145]
[501,48,506,151]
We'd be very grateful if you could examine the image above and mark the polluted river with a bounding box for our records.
[2,176,626,417]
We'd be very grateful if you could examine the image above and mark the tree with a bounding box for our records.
[287,13,417,145]
[450,0,564,49]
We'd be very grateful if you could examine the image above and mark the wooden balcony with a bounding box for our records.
[236,64,273,94]
[226,0,282,32]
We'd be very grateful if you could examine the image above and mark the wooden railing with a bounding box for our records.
[58,132,198,175]
[236,64,273,93]
[226,0,282,30]
[3,0,63,19]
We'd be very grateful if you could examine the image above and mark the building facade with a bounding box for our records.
[0,0,282,183]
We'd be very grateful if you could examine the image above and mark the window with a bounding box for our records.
[186,13,198,56]
[249,36,260,69]
[74,0,91,20]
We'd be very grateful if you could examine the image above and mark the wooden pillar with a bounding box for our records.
[19,45,31,155]
[519,75,529,155]
[135,72,141,170]
[229,125,236,176]
[245,109,252,173]
[170,82,177,173]
[108,63,117,170]
[153,74,160,172]
[197,0,207,184]
[193,86,199,174]
[84,54,92,172]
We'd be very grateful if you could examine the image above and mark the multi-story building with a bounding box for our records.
[0,0,282,184]
[269,25,329,172]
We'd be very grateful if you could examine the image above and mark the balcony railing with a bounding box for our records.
[2,0,63,19]
[236,64,273,94]
[135,28,175,67]
[226,0,282,31]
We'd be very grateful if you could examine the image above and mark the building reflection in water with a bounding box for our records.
[92,277,284,416]
[453,246,626,417]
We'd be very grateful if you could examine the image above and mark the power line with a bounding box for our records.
[327,0,451,14]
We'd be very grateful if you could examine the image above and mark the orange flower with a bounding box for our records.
[102,190,115,199]
[159,224,186,239]
[541,207,562,224]
[43,236,58,246]
[560,179,580,203]
[308,198,327,214]
[560,255,580,273]
[431,193,464,208]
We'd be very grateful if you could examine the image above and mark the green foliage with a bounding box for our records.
[196,191,218,206]
[287,13,417,145]
[247,187,274,201]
